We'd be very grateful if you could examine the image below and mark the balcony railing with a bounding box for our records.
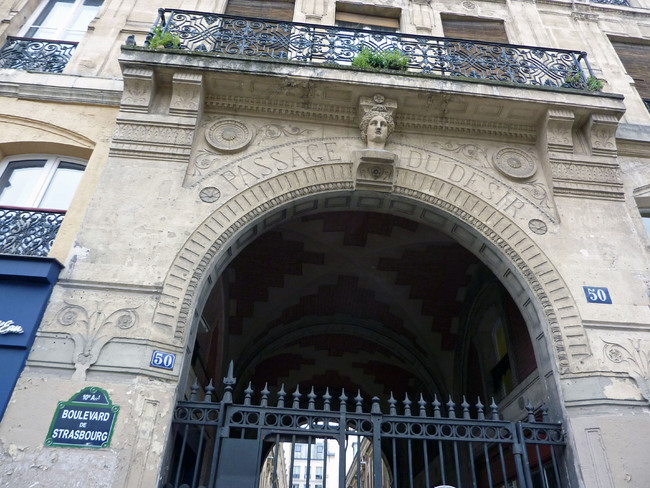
[0,37,77,73]
[0,207,65,257]
[590,0,631,5]
[146,9,599,91]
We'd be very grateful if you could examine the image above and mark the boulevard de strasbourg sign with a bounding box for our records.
[45,387,119,448]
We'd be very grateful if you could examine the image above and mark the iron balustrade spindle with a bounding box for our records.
[0,37,77,73]
[164,361,566,488]
[145,9,599,91]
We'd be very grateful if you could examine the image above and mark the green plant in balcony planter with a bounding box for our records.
[352,47,409,71]
[148,26,181,49]
[586,76,605,92]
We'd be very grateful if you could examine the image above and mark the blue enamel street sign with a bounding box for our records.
[45,387,119,448]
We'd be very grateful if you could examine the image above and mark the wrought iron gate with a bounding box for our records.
[163,364,565,488]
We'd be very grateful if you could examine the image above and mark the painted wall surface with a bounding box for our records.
[0,257,62,419]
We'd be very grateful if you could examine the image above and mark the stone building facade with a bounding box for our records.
[1,0,650,486]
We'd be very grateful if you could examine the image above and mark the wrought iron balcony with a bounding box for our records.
[147,9,599,91]
[644,99,650,112]
[0,207,65,257]
[590,0,631,6]
[0,37,77,73]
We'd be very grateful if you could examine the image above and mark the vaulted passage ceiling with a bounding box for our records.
[198,210,498,403]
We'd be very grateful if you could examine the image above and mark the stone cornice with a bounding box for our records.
[0,70,123,106]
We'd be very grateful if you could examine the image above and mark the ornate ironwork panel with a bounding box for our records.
[0,208,65,256]
[163,362,566,488]
[590,0,630,6]
[0,37,77,73]
[148,9,597,90]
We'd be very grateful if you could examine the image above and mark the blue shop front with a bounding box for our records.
[0,255,62,420]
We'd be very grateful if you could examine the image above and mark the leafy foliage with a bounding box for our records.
[148,26,181,49]
[352,47,409,71]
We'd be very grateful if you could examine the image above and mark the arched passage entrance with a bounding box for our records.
[156,176,581,487]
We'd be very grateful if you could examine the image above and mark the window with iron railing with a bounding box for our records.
[0,155,85,256]
[0,0,103,72]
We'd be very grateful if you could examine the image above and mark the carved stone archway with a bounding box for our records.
[153,164,589,380]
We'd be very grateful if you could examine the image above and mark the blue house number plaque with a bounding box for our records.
[583,286,612,304]
[150,350,176,370]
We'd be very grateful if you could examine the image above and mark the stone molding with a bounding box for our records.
[544,109,574,153]
[549,157,624,200]
[586,113,618,158]
[152,166,589,375]
[110,119,196,162]
[170,72,204,117]
[121,67,155,113]
[542,108,624,200]
[205,96,357,124]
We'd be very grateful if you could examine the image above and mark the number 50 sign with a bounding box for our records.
[583,286,612,304]
[150,350,176,370]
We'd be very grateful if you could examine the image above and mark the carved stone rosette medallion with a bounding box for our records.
[493,148,536,179]
[205,119,254,153]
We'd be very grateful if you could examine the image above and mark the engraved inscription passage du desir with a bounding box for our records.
[199,139,546,223]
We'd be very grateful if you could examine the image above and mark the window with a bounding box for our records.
[225,0,295,22]
[315,466,323,480]
[0,155,85,211]
[21,0,104,42]
[335,2,400,32]
[610,38,650,107]
[441,14,508,43]
[292,466,301,479]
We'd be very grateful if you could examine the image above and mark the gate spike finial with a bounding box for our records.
[205,379,215,403]
[339,389,348,413]
[541,403,549,422]
[418,394,427,417]
[323,388,332,411]
[462,396,470,419]
[476,397,485,420]
[190,379,199,401]
[293,385,301,409]
[355,390,363,413]
[403,393,411,417]
[244,381,253,406]
[388,393,397,416]
[371,396,381,414]
[277,384,286,408]
[490,397,499,420]
[432,395,441,418]
[223,360,236,386]
[526,400,535,422]
[308,387,316,410]
[260,383,270,407]
[446,396,456,418]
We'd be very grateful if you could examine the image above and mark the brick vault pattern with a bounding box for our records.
[152,164,588,375]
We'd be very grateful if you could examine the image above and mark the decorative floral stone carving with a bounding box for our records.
[602,338,650,400]
[493,148,537,179]
[199,186,221,203]
[528,219,548,235]
[259,124,314,140]
[205,119,254,153]
[56,302,139,380]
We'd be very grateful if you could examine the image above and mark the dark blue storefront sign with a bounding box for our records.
[45,387,119,448]
[0,256,63,420]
